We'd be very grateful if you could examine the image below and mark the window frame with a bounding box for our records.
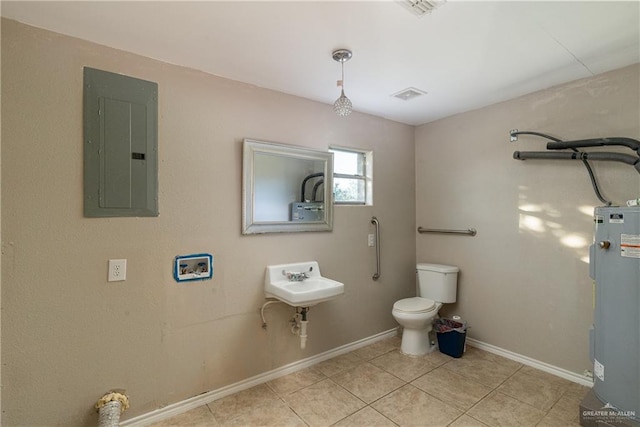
[329,146,373,206]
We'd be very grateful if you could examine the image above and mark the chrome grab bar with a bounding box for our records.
[371,216,380,280]
[417,227,477,236]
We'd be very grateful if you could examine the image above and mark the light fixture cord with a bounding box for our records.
[341,60,345,89]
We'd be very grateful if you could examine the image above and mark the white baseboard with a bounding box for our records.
[120,328,399,427]
[466,337,594,387]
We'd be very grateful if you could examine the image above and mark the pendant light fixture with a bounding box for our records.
[332,49,353,116]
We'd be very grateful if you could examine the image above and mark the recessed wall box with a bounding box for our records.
[174,253,213,282]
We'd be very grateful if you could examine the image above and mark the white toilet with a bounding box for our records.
[392,263,459,355]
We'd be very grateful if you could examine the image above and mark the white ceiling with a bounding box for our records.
[2,1,639,126]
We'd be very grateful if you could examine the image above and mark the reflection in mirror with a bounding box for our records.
[242,139,334,234]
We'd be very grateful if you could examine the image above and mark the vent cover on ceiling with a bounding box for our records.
[392,87,428,101]
[397,0,446,17]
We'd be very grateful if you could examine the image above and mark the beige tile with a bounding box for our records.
[281,379,365,427]
[207,384,281,424]
[562,382,590,400]
[519,365,577,389]
[154,343,585,427]
[333,406,397,427]
[370,349,438,382]
[536,413,581,427]
[460,346,498,360]
[388,334,402,347]
[448,414,489,427]
[352,337,400,360]
[467,391,546,427]
[412,366,492,411]
[498,367,572,411]
[315,352,364,377]
[149,405,219,427]
[332,362,405,404]
[267,366,326,396]
[464,347,523,371]
[423,348,456,367]
[220,400,307,427]
[371,384,462,426]
[544,383,588,424]
[443,351,521,388]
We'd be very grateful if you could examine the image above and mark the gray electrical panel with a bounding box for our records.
[83,67,158,217]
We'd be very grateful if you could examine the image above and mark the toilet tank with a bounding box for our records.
[416,263,458,303]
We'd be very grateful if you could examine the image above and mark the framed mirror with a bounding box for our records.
[242,139,334,234]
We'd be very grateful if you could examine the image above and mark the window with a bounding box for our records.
[329,147,372,205]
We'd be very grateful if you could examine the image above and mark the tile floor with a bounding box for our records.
[150,336,589,427]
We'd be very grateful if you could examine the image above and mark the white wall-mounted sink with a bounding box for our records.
[265,261,344,307]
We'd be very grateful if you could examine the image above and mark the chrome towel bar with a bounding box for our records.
[417,227,477,236]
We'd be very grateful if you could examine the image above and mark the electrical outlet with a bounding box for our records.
[368,234,375,247]
[108,259,127,282]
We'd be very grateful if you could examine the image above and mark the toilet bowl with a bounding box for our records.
[392,297,442,355]
[392,263,458,356]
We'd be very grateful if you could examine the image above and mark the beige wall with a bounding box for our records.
[1,20,416,426]
[416,64,640,374]
[0,15,3,421]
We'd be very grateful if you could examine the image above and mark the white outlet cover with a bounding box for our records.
[108,259,127,282]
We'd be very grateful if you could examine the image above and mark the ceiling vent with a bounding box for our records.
[397,0,446,17]
[391,87,428,101]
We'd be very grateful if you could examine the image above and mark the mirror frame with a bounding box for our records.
[242,138,334,234]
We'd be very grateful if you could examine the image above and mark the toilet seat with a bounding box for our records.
[393,297,436,313]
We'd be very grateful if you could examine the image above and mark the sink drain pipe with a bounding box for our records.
[290,307,310,349]
[300,308,309,350]
[95,391,130,427]
[262,301,310,349]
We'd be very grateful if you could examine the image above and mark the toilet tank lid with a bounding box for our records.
[416,263,459,273]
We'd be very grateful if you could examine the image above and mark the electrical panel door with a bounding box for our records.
[83,67,158,217]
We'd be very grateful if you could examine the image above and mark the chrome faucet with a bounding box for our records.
[282,269,310,282]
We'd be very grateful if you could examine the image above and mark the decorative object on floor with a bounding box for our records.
[95,390,129,427]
